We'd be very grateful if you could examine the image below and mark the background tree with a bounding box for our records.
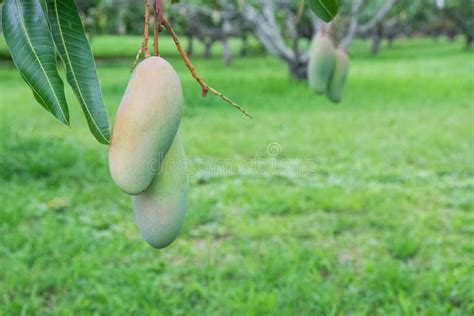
[237,0,399,78]
[439,0,474,48]
[169,0,251,65]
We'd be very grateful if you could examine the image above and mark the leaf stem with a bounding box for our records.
[161,18,252,119]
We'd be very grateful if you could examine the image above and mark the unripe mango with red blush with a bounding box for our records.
[307,33,336,94]
[133,134,188,249]
[109,57,183,195]
[327,49,350,103]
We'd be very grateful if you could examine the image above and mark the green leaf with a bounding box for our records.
[2,0,69,125]
[46,0,111,145]
[32,85,51,111]
[306,0,339,23]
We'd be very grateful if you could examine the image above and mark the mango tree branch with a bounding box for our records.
[161,18,252,119]
[295,0,306,27]
[358,0,397,34]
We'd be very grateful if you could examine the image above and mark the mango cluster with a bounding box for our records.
[109,57,188,249]
[308,32,350,103]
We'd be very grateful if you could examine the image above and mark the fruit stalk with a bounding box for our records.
[132,0,151,70]
[153,0,163,56]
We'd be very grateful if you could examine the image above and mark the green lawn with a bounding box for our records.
[0,34,263,60]
[1,36,473,315]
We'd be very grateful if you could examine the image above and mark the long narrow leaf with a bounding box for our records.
[46,0,110,144]
[307,0,339,23]
[2,0,69,125]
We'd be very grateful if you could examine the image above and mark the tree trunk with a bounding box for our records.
[117,3,127,35]
[447,30,457,42]
[204,40,214,58]
[371,35,382,55]
[371,25,383,55]
[187,36,194,56]
[387,34,396,48]
[222,39,233,65]
[465,33,473,49]
[240,35,249,57]
[288,61,308,80]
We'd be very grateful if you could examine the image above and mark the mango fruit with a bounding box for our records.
[133,134,188,249]
[109,57,183,195]
[327,49,350,103]
[307,33,336,94]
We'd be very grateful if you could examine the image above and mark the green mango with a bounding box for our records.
[327,49,350,103]
[307,33,336,95]
[109,57,183,195]
[133,134,188,249]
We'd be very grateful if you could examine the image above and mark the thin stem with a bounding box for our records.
[131,47,142,72]
[142,0,151,58]
[131,0,151,71]
[153,0,163,56]
[162,19,208,96]
[162,18,251,119]
[153,14,158,55]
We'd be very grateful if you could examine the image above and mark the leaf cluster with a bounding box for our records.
[2,0,110,144]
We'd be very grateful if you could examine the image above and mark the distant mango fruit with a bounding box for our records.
[308,33,336,94]
[109,57,183,195]
[327,49,350,103]
[133,134,188,249]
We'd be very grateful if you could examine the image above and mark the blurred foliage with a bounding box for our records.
[75,0,144,35]
[67,0,473,45]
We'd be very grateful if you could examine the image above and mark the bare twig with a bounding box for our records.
[153,12,159,55]
[142,0,151,58]
[162,18,252,119]
[131,0,151,71]
[131,47,142,72]
[153,0,163,56]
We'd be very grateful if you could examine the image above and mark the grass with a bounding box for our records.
[1,36,473,315]
[0,34,263,60]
